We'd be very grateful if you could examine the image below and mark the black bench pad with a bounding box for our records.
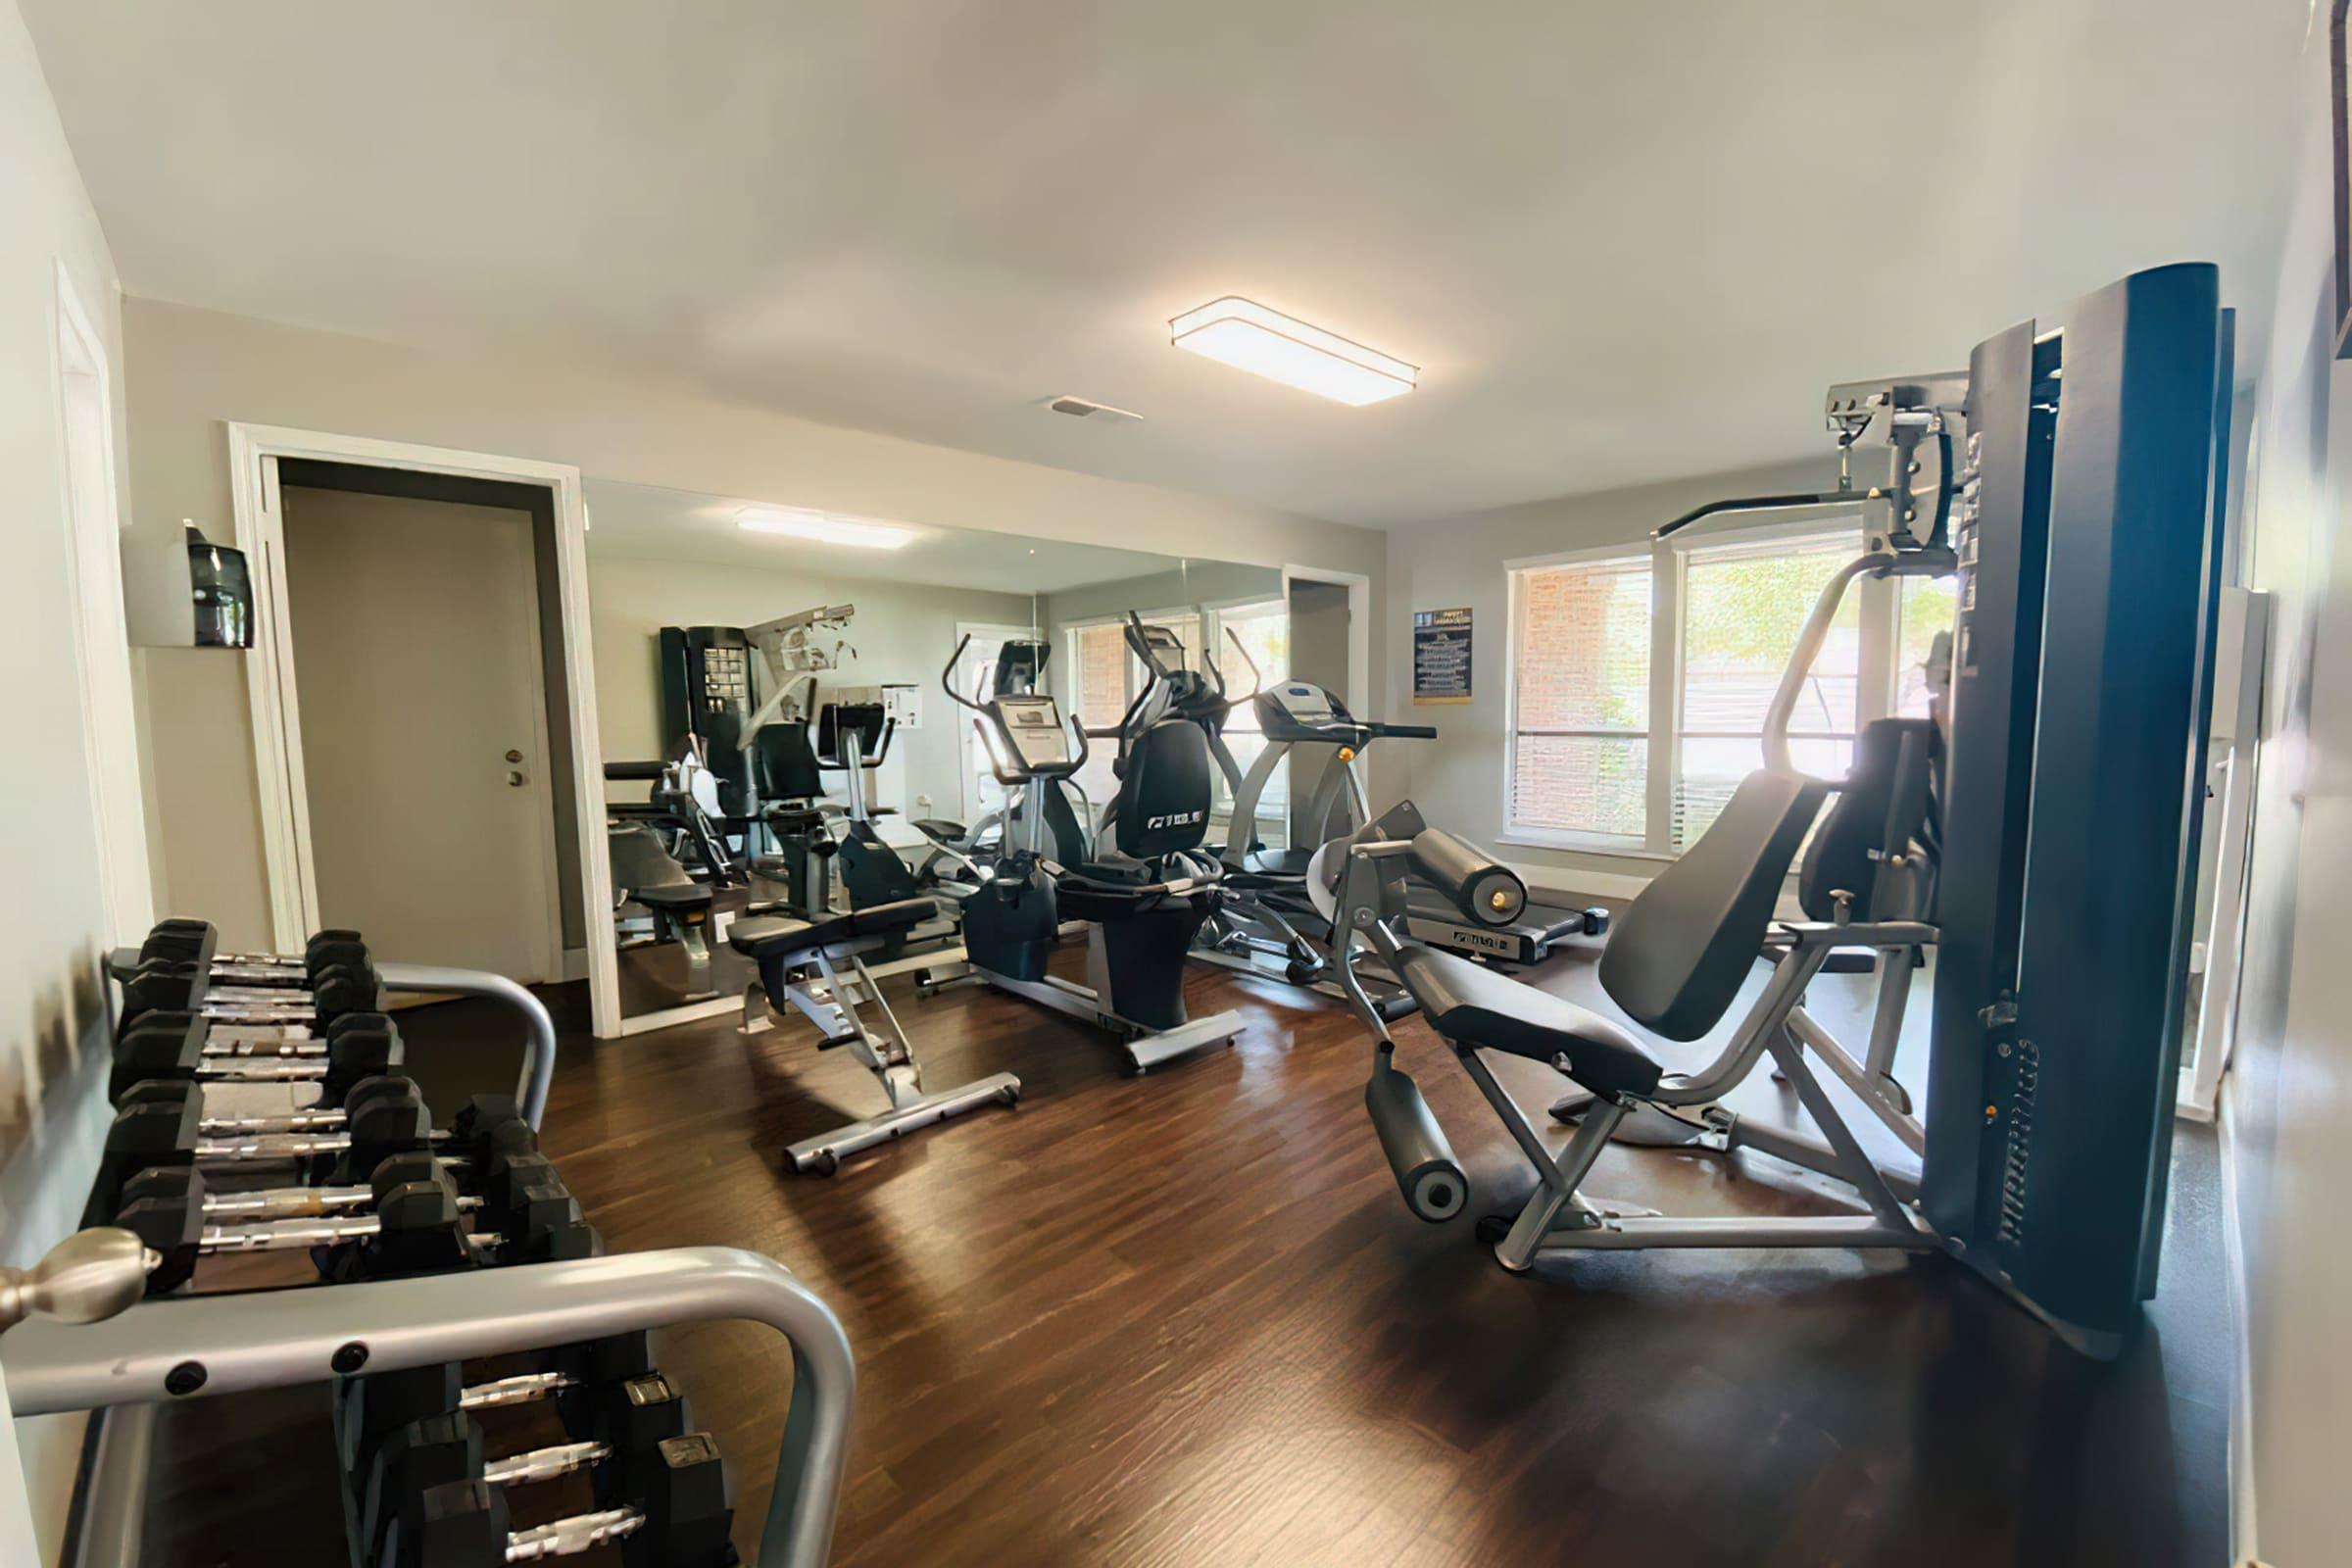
[1395,943,1662,1102]
[630,885,713,912]
[728,898,935,961]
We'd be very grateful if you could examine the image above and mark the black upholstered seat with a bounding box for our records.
[1394,943,1662,1102]
[629,884,713,912]
[1242,847,1314,878]
[728,897,934,961]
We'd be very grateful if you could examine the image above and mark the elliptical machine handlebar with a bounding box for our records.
[942,633,985,714]
[813,706,895,770]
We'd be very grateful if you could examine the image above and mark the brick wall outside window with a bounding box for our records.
[1509,557,1650,840]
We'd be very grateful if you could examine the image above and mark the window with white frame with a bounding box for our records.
[1506,519,1949,856]
[1672,528,1861,847]
[1210,599,1290,825]
[1894,572,1958,719]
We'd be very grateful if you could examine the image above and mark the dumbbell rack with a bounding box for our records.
[1,1247,855,1568]
[67,929,581,1564]
[106,948,564,1129]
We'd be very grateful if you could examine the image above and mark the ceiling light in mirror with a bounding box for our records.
[736,507,916,550]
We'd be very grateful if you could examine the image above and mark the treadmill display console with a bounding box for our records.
[1255,681,1350,742]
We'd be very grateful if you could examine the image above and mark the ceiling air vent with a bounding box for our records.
[1045,395,1144,424]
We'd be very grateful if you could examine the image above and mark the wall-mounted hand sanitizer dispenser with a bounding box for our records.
[124,520,254,649]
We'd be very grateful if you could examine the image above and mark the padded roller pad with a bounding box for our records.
[1394,943,1661,1102]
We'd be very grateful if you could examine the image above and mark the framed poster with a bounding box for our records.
[1412,607,1473,704]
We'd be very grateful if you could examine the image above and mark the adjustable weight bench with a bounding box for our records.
[732,898,1019,1175]
[607,822,719,999]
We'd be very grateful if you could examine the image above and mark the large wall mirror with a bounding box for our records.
[580,479,1324,1034]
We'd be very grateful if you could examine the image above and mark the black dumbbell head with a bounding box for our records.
[309,968,382,1027]
[338,1362,462,1477]
[583,1374,689,1503]
[495,1182,588,1266]
[626,1433,738,1568]
[109,1013,208,1102]
[141,919,217,968]
[403,1479,508,1568]
[337,1075,423,1121]
[449,1096,522,1146]
[118,968,201,1030]
[369,1150,444,1202]
[325,1009,399,1044]
[114,1077,198,1109]
[83,1096,204,1227]
[549,1332,656,1437]
[318,1164,468,1284]
[366,1412,482,1564]
[113,1166,207,1295]
[304,940,370,977]
[333,1093,433,1184]
[476,1152,559,1220]
[321,1022,404,1104]
[507,1208,599,1268]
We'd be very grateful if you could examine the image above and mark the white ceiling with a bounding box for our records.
[582,477,1186,595]
[24,1,2315,526]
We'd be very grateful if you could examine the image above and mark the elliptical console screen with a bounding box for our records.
[995,694,1071,767]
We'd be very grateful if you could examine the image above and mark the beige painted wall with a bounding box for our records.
[1381,454,1840,892]
[587,553,1035,820]
[121,299,1390,951]
[2219,32,2352,1567]
[0,0,141,1556]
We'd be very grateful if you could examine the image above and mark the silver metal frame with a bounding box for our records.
[972,919,1245,1073]
[6,1247,855,1568]
[1332,840,1948,1267]
[745,930,1018,1173]
[371,961,560,1130]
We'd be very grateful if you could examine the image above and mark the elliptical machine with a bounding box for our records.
[815,700,980,912]
[941,633,1244,1073]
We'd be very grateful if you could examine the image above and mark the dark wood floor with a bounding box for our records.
[139,940,2229,1567]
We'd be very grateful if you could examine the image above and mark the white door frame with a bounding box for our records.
[1279,564,1370,716]
[224,422,618,1037]
[53,260,153,946]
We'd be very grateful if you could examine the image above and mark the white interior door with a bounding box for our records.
[280,481,561,980]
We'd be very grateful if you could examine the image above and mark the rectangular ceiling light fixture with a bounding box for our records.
[1168,296,1416,406]
[736,506,916,550]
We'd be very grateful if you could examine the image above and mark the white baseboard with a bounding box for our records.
[2218,1095,2259,1567]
